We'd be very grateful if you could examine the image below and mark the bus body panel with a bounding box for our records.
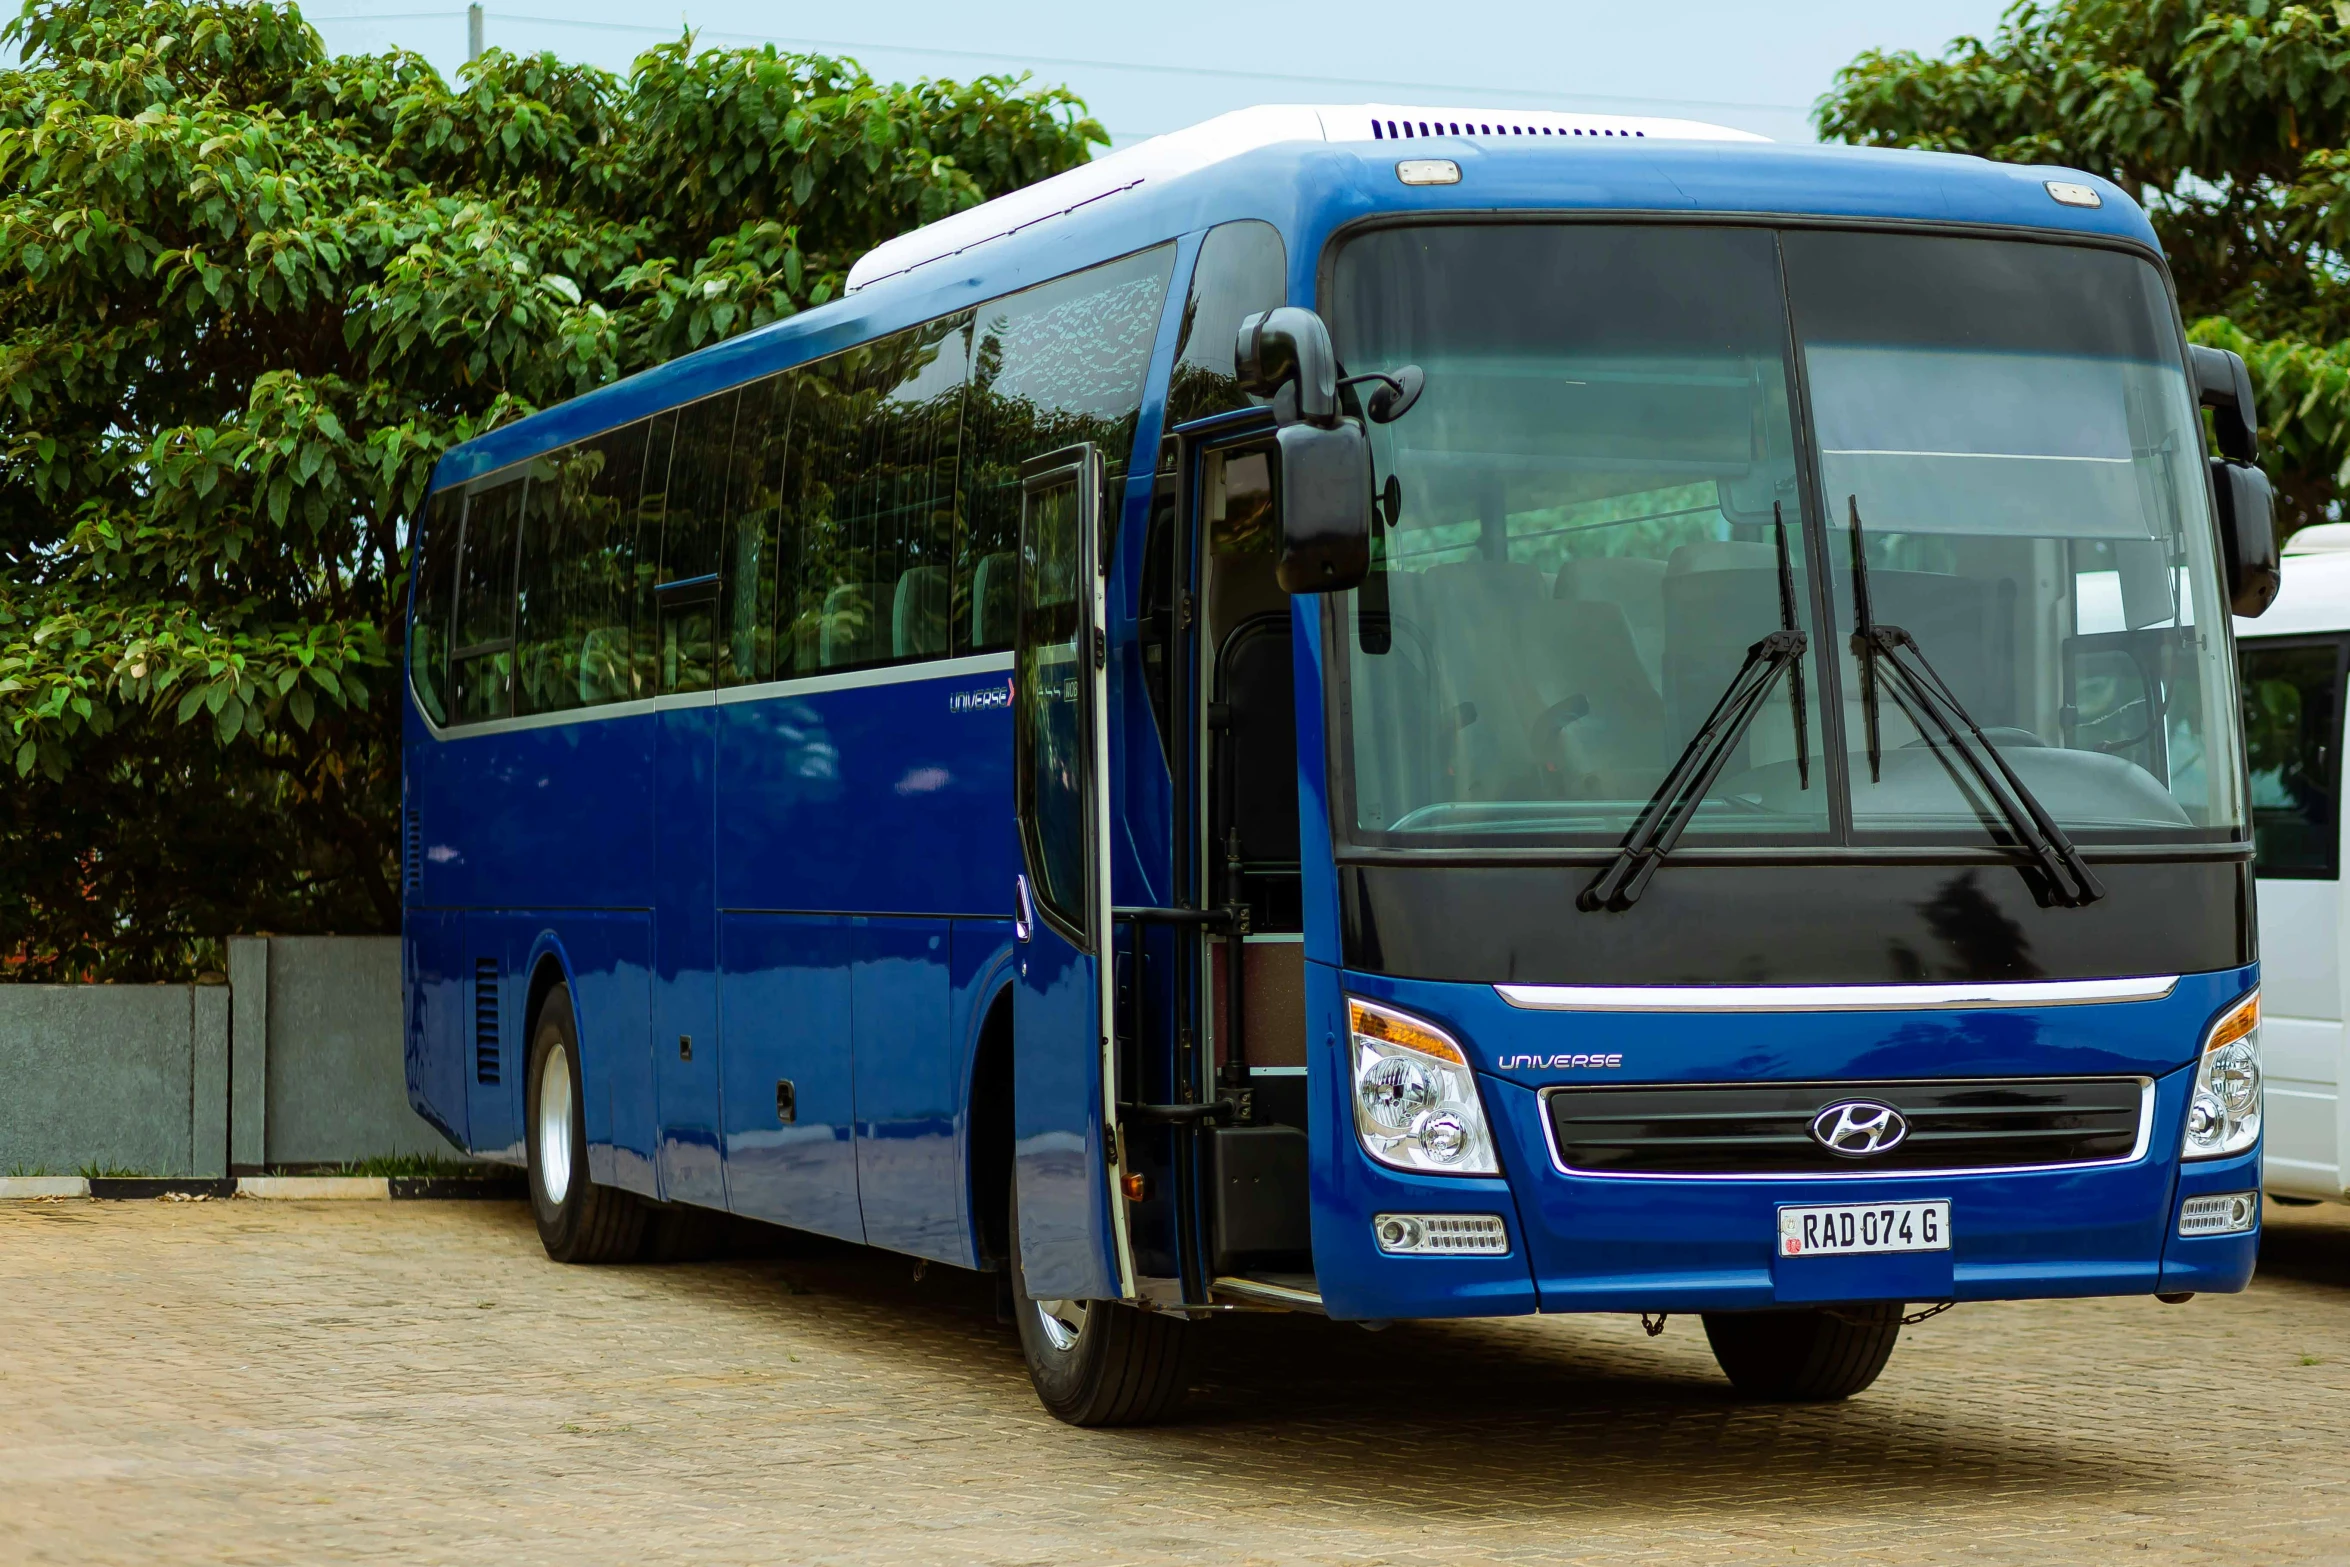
[406,716,655,911]
[653,702,726,1209]
[2257,875,2344,1194]
[403,909,470,1152]
[712,665,1018,920]
[719,912,863,1241]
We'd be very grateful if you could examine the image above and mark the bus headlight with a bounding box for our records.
[2182,990,2261,1160]
[1348,998,1498,1176]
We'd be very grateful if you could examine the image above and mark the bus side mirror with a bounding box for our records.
[2213,457,2280,617]
[1237,307,1341,429]
[2190,343,2259,464]
[1236,308,1373,594]
[1272,420,1372,593]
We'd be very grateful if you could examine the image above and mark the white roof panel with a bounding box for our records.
[2237,545,2350,638]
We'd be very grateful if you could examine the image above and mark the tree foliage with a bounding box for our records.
[0,0,1103,978]
[1818,0,2350,528]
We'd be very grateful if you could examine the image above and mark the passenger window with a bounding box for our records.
[510,457,573,716]
[2243,639,2344,879]
[634,412,675,698]
[1165,220,1286,430]
[962,244,1176,654]
[513,429,653,714]
[777,319,971,675]
[450,476,524,723]
[656,390,738,695]
[407,487,460,725]
[721,375,785,686]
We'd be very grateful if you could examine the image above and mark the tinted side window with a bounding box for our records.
[634,412,676,698]
[510,458,573,716]
[961,244,1176,653]
[778,318,972,675]
[1166,220,1286,430]
[513,428,652,715]
[451,475,524,723]
[408,487,460,725]
[2244,638,2344,879]
[722,375,785,686]
[657,391,739,694]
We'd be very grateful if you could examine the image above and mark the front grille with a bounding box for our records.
[1545,1077,2146,1176]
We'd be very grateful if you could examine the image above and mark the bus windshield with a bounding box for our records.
[1329,223,2245,851]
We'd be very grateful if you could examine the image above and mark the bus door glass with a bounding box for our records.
[1011,443,1133,1301]
[2242,633,2349,1193]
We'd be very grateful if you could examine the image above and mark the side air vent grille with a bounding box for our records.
[474,959,500,1086]
[1372,117,1647,141]
[404,807,422,894]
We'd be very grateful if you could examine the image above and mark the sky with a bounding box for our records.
[300,1,2016,148]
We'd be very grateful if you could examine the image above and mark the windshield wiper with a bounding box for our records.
[1581,505,1809,912]
[1845,496,2104,908]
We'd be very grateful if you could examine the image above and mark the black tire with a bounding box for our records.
[1701,1303,1902,1401]
[1009,1189,1191,1426]
[525,983,646,1264]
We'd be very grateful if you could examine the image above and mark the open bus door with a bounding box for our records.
[1010,444,1135,1304]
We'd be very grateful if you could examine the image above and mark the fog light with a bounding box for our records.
[1373,1213,1508,1255]
[2178,1191,2259,1237]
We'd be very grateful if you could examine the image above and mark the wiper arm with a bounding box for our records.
[1581,505,1810,912]
[1845,496,2104,909]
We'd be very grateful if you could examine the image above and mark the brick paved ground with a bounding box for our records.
[4,1196,2349,1565]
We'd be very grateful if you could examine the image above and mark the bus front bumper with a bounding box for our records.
[1310,1062,2259,1320]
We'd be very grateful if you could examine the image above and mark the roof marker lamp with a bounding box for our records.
[1349,998,1498,1176]
[2183,990,2261,1160]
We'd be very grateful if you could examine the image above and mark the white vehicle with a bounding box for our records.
[2239,526,2350,1201]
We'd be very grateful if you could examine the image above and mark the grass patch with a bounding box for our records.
[76,1162,149,1179]
[4,1162,53,1178]
[263,1153,509,1180]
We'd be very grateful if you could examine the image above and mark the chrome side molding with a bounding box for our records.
[1494,975,2181,1013]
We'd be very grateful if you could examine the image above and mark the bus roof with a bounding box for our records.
[2239,532,2350,639]
[434,104,2158,491]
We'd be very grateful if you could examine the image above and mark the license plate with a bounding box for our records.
[1778,1200,1950,1258]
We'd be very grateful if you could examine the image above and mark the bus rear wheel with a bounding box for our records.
[526,983,646,1264]
[1701,1303,1901,1401]
[1008,1192,1191,1426]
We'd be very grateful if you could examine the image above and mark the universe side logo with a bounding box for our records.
[950,678,1014,714]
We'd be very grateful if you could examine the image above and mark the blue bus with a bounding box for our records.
[404,104,2282,1424]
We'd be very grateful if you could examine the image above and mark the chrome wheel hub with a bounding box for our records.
[1034,1296,1087,1353]
[536,1042,574,1205]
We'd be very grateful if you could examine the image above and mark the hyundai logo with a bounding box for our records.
[1809,1099,1909,1158]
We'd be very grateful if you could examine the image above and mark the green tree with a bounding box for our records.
[0,0,1102,979]
[1818,0,2350,530]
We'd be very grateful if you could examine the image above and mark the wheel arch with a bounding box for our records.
[964,969,1017,1271]
[521,932,611,1184]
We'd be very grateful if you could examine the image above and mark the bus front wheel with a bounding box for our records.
[526,983,646,1264]
[1701,1304,1901,1401]
[1008,1193,1191,1426]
